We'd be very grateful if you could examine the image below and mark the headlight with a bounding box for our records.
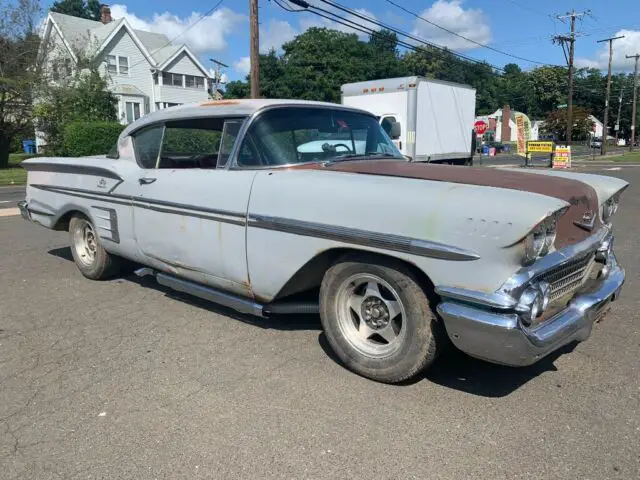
[523,216,557,265]
[602,194,619,224]
[516,281,550,326]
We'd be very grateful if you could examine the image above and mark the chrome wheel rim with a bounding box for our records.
[72,219,97,267]
[335,273,407,358]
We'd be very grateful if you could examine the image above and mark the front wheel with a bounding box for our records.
[69,215,122,280]
[319,255,445,383]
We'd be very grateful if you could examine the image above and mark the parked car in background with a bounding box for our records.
[591,137,603,148]
[19,99,628,384]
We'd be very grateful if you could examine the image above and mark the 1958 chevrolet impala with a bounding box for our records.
[19,99,628,383]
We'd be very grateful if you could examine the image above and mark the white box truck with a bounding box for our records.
[341,76,477,165]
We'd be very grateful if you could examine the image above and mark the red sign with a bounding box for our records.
[474,120,488,135]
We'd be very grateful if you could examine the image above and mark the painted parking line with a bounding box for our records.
[0,208,20,217]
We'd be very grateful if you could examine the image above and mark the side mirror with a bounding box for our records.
[390,121,401,139]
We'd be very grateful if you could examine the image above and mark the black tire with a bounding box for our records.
[69,214,122,280]
[319,255,445,384]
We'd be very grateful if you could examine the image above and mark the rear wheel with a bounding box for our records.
[69,215,122,280]
[319,256,445,383]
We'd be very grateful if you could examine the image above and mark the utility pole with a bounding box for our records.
[249,0,260,98]
[209,58,229,100]
[615,88,624,144]
[627,53,640,151]
[598,35,625,155]
[553,10,590,145]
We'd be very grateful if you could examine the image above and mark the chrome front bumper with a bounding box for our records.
[437,253,625,367]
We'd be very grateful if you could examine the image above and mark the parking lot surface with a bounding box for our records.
[1,167,639,479]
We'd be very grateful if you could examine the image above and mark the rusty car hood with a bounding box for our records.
[306,160,602,248]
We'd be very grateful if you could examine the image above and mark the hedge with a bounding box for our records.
[62,121,125,157]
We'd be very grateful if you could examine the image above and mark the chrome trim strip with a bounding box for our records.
[31,184,246,225]
[435,286,517,310]
[247,214,480,261]
[22,162,123,180]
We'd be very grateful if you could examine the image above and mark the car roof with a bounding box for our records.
[120,99,373,137]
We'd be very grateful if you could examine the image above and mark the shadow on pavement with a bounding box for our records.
[319,331,577,397]
[50,246,575,396]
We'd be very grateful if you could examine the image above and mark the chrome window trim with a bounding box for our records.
[225,104,402,171]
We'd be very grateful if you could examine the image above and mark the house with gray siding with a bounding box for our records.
[38,6,212,149]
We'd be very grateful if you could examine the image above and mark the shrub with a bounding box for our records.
[63,121,125,157]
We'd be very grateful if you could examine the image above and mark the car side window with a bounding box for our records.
[133,126,164,169]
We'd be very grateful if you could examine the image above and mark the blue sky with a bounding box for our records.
[48,0,640,81]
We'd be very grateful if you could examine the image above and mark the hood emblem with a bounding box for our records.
[574,209,596,231]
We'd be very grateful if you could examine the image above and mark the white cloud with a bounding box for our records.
[411,0,491,51]
[234,56,251,75]
[576,30,640,70]
[110,4,245,54]
[260,19,298,53]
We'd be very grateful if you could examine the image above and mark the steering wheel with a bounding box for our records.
[322,142,353,153]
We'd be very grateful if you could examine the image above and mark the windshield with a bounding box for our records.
[238,107,403,167]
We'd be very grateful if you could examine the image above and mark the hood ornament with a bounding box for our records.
[574,209,596,231]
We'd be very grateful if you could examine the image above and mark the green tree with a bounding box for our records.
[224,80,250,99]
[34,68,118,155]
[50,0,101,21]
[543,106,594,141]
[0,0,43,168]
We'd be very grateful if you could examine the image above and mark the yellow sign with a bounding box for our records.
[516,115,526,156]
[527,141,554,153]
[553,146,571,169]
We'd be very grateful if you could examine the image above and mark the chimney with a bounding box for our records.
[501,105,511,142]
[100,5,112,24]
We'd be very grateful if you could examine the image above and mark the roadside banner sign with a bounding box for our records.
[553,145,571,169]
[527,141,554,153]
[516,115,526,156]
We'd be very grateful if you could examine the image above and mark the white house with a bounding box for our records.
[38,6,213,149]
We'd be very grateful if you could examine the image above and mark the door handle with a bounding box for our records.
[139,177,157,185]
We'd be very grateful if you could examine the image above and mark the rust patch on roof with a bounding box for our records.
[200,100,240,107]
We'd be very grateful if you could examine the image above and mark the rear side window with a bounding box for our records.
[133,126,164,168]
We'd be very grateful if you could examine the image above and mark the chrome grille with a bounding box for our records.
[538,254,596,301]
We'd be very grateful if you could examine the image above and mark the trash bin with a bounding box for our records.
[22,140,35,154]
[503,145,511,153]
[482,145,489,156]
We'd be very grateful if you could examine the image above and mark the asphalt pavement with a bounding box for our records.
[0,186,24,209]
[0,167,639,479]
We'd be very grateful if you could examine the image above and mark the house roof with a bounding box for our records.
[45,12,209,76]
[120,99,373,137]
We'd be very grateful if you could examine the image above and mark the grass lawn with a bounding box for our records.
[606,151,640,163]
[0,153,33,186]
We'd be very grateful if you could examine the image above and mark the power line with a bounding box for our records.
[384,0,555,65]
[500,0,549,18]
[280,0,507,72]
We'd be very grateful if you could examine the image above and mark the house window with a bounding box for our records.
[186,75,205,89]
[63,58,72,78]
[125,102,141,124]
[118,56,129,75]
[106,55,117,74]
[162,72,183,87]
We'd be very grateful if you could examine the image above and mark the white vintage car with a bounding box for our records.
[19,99,628,383]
